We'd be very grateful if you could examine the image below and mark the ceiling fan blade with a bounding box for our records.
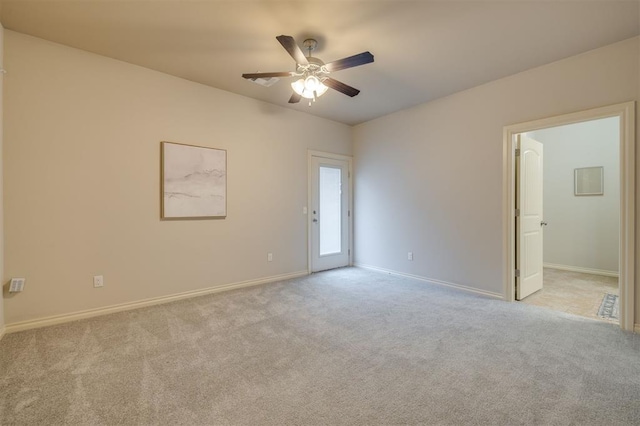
[323,77,360,97]
[288,92,301,104]
[276,35,309,66]
[242,72,294,79]
[325,52,374,72]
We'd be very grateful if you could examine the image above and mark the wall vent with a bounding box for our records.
[9,278,26,293]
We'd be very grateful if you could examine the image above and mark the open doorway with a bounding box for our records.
[517,117,620,324]
[503,102,635,332]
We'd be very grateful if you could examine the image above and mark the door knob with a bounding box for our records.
[541,221,548,226]
[313,219,318,223]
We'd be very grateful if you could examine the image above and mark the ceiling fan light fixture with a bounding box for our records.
[243,35,373,105]
[291,76,328,100]
[304,75,320,91]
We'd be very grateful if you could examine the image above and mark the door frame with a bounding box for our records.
[307,150,354,274]
[503,101,635,331]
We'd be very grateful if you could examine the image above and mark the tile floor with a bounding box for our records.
[520,268,618,323]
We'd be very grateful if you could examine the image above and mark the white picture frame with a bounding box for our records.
[574,166,603,196]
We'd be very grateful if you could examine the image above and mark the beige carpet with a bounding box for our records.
[520,268,618,322]
[1,267,639,425]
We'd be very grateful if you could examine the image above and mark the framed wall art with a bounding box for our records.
[574,166,603,196]
[161,141,227,219]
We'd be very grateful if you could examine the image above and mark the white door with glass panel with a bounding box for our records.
[310,156,350,272]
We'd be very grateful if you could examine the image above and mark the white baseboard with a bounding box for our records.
[354,263,503,300]
[635,324,640,334]
[543,263,619,278]
[5,270,309,334]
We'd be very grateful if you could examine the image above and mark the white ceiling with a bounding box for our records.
[1,1,638,125]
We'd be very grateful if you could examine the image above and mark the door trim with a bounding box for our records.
[307,150,353,274]
[503,101,635,331]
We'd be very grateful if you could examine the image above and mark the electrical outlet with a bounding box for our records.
[408,252,414,261]
[267,253,273,262]
[93,275,104,288]
[9,278,26,293]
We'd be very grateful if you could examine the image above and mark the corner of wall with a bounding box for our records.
[0,22,5,334]
[636,29,640,328]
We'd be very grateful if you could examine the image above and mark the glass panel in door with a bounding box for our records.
[319,166,342,255]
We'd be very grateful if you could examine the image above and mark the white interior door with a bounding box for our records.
[310,156,350,272]
[516,134,544,300]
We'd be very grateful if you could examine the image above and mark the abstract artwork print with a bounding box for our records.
[161,142,227,219]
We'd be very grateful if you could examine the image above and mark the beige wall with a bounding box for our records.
[353,38,638,318]
[3,31,351,324]
[0,23,4,333]
[637,14,640,329]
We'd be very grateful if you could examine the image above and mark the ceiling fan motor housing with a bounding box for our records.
[297,56,326,72]
[297,56,328,83]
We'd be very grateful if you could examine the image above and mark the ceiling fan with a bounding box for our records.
[242,35,374,106]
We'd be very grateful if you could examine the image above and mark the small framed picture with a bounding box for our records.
[574,166,603,196]
[161,142,227,219]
